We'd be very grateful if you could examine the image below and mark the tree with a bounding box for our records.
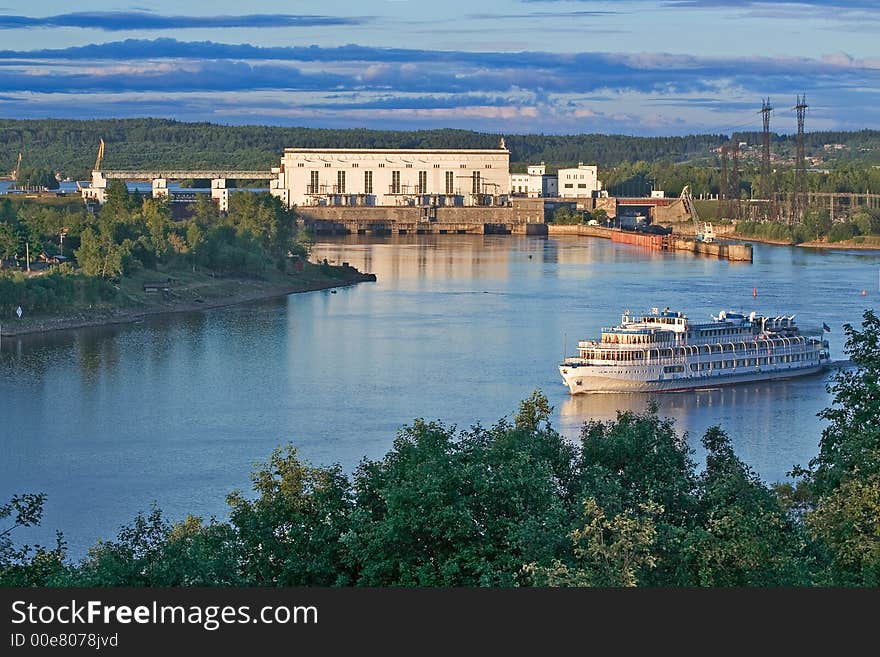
[685,427,809,586]
[525,498,660,586]
[75,227,133,279]
[802,208,832,241]
[227,446,354,586]
[346,395,577,586]
[0,222,18,260]
[806,310,880,495]
[798,310,880,584]
[0,493,67,586]
[16,166,59,190]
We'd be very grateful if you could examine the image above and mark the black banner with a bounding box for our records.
[1,587,876,653]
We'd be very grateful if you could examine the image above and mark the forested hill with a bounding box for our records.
[1,118,879,179]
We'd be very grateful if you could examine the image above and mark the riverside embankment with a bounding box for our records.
[547,224,753,261]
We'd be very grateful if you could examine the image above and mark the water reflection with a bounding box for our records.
[1,234,876,558]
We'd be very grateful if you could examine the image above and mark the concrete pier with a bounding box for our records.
[671,237,752,261]
[547,224,753,261]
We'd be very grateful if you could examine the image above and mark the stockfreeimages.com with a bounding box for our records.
[11,600,317,632]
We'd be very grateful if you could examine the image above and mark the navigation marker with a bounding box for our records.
[16,306,22,318]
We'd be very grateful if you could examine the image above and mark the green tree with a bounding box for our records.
[802,208,832,240]
[0,493,67,586]
[75,227,133,279]
[685,427,809,586]
[0,223,18,260]
[526,498,660,586]
[16,166,59,190]
[798,311,880,584]
[227,446,354,586]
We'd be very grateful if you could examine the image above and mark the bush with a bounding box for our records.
[828,222,857,243]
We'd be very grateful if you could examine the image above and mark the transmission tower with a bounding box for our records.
[792,94,808,223]
[760,98,773,205]
[730,143,740,218]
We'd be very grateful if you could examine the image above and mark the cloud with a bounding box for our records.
[1,39,879,134]
[0,12,368,31]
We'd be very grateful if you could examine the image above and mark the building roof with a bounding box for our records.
[282,148,509,155]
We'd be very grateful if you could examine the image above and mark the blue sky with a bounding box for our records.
[0,1,878,135]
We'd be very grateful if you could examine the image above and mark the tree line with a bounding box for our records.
[3,310,879,587]
[3,118,878,182]
[0,185,312,319]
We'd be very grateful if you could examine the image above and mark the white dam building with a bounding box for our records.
[269,146,511,208]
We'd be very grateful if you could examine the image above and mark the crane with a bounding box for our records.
[680,185,714,243]
[94,138,104,171]
[10,152,21,180]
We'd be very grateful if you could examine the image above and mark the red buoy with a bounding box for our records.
[753,287,757,298]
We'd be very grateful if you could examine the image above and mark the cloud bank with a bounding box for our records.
[0,12,367,31]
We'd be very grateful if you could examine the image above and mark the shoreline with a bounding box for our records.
[731,234,880,250]
[0,271,376,338]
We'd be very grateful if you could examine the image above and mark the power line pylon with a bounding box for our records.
[760,99,773,215]
[792,94,808,223]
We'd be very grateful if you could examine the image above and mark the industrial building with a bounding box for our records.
[510,163,558,198]
[270,146,511,208]
[557,163,602,199]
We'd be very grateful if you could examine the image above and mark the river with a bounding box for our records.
[1,235,877,557]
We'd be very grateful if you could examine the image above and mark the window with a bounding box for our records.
[434,164,441,168]
[445,171,454,194]
[324,163,331,168]
[337,170,346,194]
[564,183,573,188]
[485,164,492,169]
[351,163,359,168]
[472,171,481,194]
[460,164,467,168]
[297,162,305,168]
[418,171,427,194]
[578,184,587,188]
[364,170,373,195]
[309,170,319,193]
[378,163,385,168]
[392,171,401,194]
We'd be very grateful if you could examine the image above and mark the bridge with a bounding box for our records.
[98,170,275,180]
[83,168,282,211]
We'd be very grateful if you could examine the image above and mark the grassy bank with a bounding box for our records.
[0,261,375,337]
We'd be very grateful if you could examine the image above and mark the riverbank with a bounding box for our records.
[732,233,880,250]
[0,264,376,337]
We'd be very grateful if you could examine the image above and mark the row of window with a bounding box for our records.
[307,170,477,195]
[583,349,814,362]
[297,162,491,169]
[698,328,748,337]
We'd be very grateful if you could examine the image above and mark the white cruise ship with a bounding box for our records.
[559,307,830,394]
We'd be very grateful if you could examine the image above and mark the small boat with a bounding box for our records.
[559,307,830,394]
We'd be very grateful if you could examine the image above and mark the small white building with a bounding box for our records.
[557,163,601,199]
[272,146,510,208]
[510,163,558,198]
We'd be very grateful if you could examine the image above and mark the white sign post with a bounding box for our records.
[16,306,22,318]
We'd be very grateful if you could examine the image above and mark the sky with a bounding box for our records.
[0,1,879,135]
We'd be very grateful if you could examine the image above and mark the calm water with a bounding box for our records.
[1,235,877,557]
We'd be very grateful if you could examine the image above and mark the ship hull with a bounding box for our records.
[559,363,826,394]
